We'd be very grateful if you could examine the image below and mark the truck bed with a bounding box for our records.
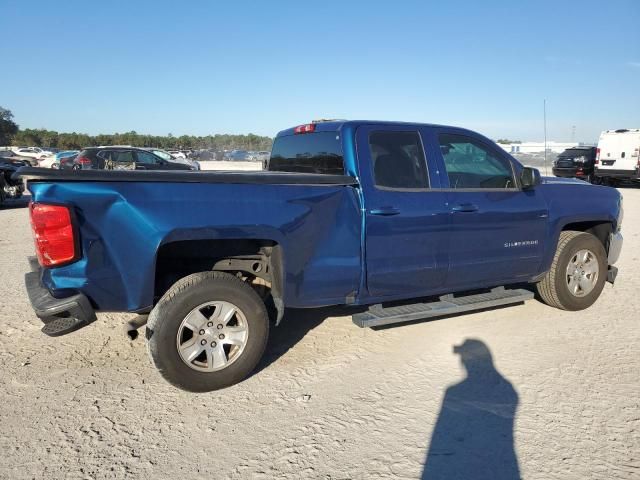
[21,167,364,312]
[14,167,357,185]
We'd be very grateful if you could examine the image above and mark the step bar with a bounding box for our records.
[352,287,534,328]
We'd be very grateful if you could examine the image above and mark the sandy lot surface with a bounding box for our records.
[0,185,638,479]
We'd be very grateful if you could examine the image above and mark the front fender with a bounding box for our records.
[538,182,621,274]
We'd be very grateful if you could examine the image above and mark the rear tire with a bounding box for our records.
[146,271,269,392]
[536,231,607,311]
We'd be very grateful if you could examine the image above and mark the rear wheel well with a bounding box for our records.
[561,221,612,251]
[154,239,283,316]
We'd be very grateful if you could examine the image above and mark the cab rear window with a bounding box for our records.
[269,132,344,174]
[560,148,591,158]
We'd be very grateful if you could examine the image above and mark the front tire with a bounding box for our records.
[536,231,607,311]
[146,271,269,392]
[0,177,6,207]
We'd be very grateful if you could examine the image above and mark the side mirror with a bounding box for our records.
[521,167,541,190]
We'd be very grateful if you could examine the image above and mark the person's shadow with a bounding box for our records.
[422,339,520,480]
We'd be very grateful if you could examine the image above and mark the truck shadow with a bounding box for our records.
[422,339,520,480]
[617,183,640,189]
[252,305,365,375]
[254,292,536,373]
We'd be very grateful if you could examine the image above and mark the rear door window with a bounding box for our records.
[101,150,136,169]
[269,132,344,174]
[368,131,429,189]
[438,134,516,189]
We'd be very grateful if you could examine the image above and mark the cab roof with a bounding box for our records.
[275,120,456,137]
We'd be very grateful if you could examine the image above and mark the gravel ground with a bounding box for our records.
[0,186,638,480]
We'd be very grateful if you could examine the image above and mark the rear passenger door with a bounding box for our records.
[134,150,163,170]
[434,129,548,289]
[357,125,450,299]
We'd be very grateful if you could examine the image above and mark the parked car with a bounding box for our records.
[0,148,14,159]
[594,128,640,185]
[69,146,196,171]
[59,154,78,169]
[247,151,270,162]
[11,147,54,161]
[167,150,186,159]
[191,149,215,161]
[38,150,79,169]
[256,151,270,162]
[0,158,26,206]
[18,120,623,392]
[552,146,597,183]
[225,149,250,161]
[144,148,200,170]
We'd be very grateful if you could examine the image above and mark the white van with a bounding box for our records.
[594,129,640,183]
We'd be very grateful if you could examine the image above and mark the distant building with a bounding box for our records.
[497,141,595,154]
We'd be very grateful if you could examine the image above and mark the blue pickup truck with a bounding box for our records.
[19,120,624,392]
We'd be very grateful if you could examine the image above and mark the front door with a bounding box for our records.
[134,150,164,170]
[434,129,548,290]
[357,125,450,300]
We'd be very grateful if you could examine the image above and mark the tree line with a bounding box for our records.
[1,107,272,151]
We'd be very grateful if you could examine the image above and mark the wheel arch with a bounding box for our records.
[540,219,613,276]
[153,237,285,323]
[560,220,612,250]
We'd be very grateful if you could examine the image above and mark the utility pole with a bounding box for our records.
[543,99,547,174]
[571,125,576,143]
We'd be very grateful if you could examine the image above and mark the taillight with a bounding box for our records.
[294,124,316,134]
[30,203,77,267]
[595,148,600,165]
[77,156,91,165]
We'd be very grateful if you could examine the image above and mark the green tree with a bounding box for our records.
[0,107,19,145]
[3,121,274,152]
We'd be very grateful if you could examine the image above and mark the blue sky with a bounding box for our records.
[1,0,638,142]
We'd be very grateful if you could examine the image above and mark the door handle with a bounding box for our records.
[369,206,400,216]
[451,203,479,213]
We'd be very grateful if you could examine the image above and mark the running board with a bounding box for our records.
[352,287,534,328]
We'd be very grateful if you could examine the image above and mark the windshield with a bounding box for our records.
[269,132,344,174]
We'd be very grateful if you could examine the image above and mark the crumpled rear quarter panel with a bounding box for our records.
[29,181,362,311]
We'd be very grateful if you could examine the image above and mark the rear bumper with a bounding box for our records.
[595,168,640,179]
[552,167,591,178]
[24,257,96,336]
